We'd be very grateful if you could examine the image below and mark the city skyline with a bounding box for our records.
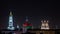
[0,11,59,29]
[0,0,60,29]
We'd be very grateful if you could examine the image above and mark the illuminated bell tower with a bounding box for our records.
[41,20,49,29]
[7,11,15,30]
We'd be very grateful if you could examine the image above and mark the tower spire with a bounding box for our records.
[10,11,12,16]
[7,11,15,30]
[9,9,12,16]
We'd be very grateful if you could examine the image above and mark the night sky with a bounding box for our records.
[0,0,60,29]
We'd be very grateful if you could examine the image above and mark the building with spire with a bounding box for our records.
[7,11,15,30]
[41,20,49,29]
[23,16,32,29]
[22,16,32,33]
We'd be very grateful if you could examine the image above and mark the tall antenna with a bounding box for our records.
[7,11,15,30]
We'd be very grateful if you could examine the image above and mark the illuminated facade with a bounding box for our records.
[7,12,15,30]
[41,20,49,29]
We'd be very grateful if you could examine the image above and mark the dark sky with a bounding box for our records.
[0,0,60,29]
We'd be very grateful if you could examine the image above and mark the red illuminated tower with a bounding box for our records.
[23,16,32,29]
[22,16,32,33]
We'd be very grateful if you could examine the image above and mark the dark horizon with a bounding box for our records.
[0,0,60,29]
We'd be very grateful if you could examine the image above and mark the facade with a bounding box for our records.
[41,20,49,29]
